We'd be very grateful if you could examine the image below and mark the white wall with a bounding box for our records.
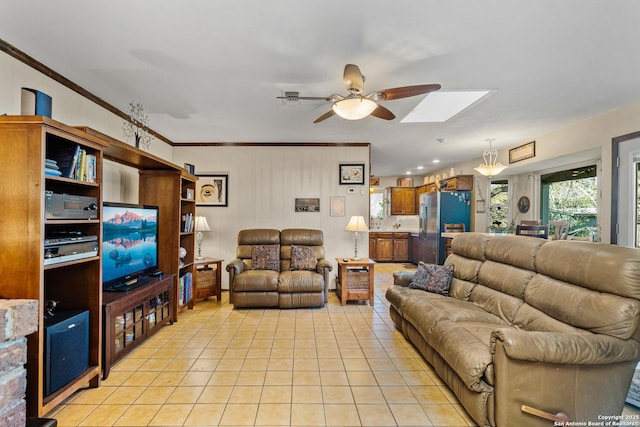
[417,100,640,242]
[172,145,370,289]
[4,47,640,248]
[0,51,173,161]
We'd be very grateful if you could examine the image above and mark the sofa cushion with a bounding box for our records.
[409,262,453,295]
[524,274,640,339]
[252,245,280,271]
[278,270,324,293]
[290,245,318,270]
[233,270,279,292]
[401,291,506,345]
[429,320,497,391]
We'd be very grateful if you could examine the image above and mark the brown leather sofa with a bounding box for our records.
[387,233,640,426]
[226,228,332,308]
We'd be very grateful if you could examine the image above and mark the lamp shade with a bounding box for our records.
[474,139,507,178]
[474,164,508,177]
[344,215,369,232]
[194,216,211,232]
[332,98,377,120]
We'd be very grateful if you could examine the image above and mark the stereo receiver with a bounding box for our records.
[45,191,98,220]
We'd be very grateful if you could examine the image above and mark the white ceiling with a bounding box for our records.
[3,0,640,176]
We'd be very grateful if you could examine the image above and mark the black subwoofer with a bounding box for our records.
[44,310,89,396]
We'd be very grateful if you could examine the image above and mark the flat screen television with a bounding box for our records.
[102,203,159,291]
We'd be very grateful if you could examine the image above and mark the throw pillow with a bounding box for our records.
[252,245,280,271]
[409,261,453,295]
[290,245,318,270]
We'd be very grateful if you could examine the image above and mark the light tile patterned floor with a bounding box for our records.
[47,263,473,426]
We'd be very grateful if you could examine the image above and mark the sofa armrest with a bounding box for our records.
[491,328,640,364]
[226,259,245,304]
[316,259,333,273]
[393,271,414,287]
[492,328,640,425]
[226,259,245,275]
[317,259,332,304]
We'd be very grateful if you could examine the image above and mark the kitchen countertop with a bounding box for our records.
[369,229,419,234]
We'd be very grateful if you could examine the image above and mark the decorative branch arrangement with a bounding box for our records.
[122,100,152,150]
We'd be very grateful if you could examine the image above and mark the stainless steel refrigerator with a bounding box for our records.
[419,191,471,264]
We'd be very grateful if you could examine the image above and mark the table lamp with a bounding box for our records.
[194,216,211,260]
[344,215,369,260]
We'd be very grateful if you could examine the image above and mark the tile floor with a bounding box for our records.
[46,262,640,426]
[48,263,478,426]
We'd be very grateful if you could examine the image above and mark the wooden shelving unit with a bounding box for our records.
[81,127,197,322]
[0,116,107,417]
[139,170,197,320]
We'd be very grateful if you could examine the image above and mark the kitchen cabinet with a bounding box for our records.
[393,235,410,261]
[410,233,429,264]
[439,175,473,191]
[369,235,377,260]
[389,187,416,215]
[370,232,410,262]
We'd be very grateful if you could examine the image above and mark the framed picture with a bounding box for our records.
[295,198,320,212]
[518,196,531,213]
[196,174,228,206]
[509,141,536,164]
[339,163,365,185]
[330,196,346,217]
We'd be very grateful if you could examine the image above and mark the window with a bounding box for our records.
[636,162,640,246]
[541,165,597,238]
[370,190,385,220]
[489,179,510,232]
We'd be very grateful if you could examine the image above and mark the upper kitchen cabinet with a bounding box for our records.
[388,187,416,215]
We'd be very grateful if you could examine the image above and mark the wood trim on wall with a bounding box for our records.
[0,38,372,152]
[610,129,640,244]
[0,37,174,145]
[173,142,370,147]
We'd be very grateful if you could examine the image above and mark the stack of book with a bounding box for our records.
[45,158,62,177]
[178,272,193,306]
[181,213,194,232]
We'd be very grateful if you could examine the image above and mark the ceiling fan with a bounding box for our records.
[278,64,441,123]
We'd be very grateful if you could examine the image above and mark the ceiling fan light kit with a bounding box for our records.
[332,97,378,120]
[278,64,441,123]
[474,138,508,178]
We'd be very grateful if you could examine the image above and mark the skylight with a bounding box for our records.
[401,90,491,123]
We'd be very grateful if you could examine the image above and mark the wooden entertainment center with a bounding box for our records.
[0,116,196,417]
[102,274,174,379]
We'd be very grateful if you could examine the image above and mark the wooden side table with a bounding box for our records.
[335,258,376,305]
[193,257,223,303]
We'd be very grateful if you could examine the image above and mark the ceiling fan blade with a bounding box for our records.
[377,84,441,101]
[313,110,336,123]
[343,64,365,94]
[370,105,396,120]
[276,95,332,101]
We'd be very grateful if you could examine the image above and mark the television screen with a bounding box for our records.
[102,203,159,290]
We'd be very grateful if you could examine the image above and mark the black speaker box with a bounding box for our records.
[44,310,89,396]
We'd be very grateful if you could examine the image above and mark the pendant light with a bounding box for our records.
[474,138,507,177]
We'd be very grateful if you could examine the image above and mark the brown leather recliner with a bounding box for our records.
[226,228,332,308]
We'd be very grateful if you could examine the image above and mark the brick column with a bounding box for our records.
[0,300,38,427]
